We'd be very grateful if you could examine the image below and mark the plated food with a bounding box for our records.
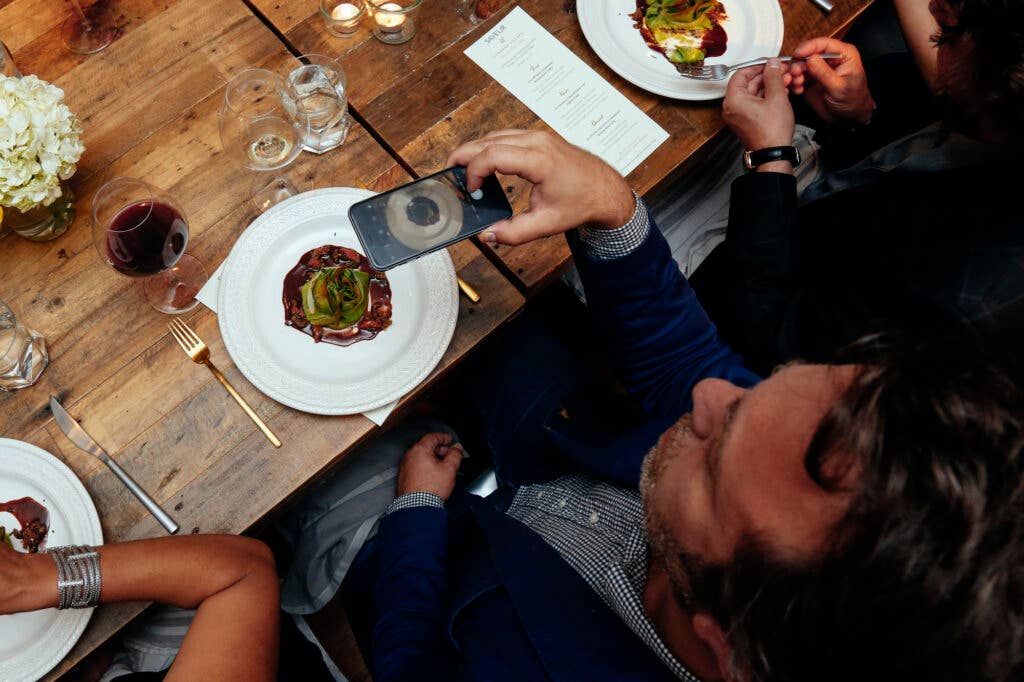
[578,0,782,101]
[631,0,728,65]
[282,244,393,346]
[0,496,49,553]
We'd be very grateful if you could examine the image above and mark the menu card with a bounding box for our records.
[464,6,669,176]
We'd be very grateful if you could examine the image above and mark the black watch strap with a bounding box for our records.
[743,145,801,171]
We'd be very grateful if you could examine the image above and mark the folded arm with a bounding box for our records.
[4,535,279,682]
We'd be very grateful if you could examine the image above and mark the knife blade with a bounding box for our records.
[49,397,179,535]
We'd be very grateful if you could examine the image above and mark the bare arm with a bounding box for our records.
[3,535,279,682]
[893,0,939,90]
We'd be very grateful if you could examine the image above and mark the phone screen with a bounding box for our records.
[348,166,513,270]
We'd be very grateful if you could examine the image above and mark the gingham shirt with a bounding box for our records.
[506,474,698,681]
[577,191,651,260]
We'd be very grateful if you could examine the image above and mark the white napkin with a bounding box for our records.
[196,263,399,426]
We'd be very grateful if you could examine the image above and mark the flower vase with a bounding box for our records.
[5,183,75,242]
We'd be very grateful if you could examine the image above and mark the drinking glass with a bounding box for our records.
[283,54,350,155]
[219,69,305,211]
[0,300,48,391]
[1,40,20,77]
[61,0,116,54]
[458,0,488,24]
[91,178,208,314]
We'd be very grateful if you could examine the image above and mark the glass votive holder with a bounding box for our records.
[369,0,422,45]
[320,0,366,37]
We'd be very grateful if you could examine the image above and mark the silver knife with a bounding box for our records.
[49,397,179,535]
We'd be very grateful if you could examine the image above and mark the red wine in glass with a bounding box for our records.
[105,201,188,277]
[92,178,207,313]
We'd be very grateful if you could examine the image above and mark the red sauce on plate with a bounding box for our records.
[0,496,49,553]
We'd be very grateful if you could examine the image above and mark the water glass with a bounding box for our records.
[0,300,48,391]
[283,55,350,155]
[369,0,423,45]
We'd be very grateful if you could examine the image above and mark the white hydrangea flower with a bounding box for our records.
[0,75,84,213]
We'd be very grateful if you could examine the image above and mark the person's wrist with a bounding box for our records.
[855,97,876,127]
[7,552,59,613]
[395,487,447,500]
[756,160,794,174]
[589,181,636,230]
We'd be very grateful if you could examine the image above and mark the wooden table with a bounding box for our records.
[0,0,523,677]
[250,0,874,295]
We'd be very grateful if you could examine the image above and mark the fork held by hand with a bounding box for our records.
[676,53,844,81]
[169,318,282,448]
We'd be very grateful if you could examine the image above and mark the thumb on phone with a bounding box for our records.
[480,207,560,246]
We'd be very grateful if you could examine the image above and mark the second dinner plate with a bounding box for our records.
[0,439,103,682]
[577,0,784,100]
[218,187,459,416]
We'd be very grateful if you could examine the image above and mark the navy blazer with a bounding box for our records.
[359,216,759,681]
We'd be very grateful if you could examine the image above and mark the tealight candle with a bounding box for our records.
[374,3,405,33]
[321,0,365,37]
[331,2,359,21]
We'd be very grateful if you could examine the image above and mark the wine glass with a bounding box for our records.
[61,0,116,55]
[218,68,305,212]
[91,178,208,314]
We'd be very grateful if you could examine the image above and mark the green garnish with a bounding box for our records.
[0,527,13,550]
[670,45,707,64]
[645,0,718,31]
[300,267,371,329]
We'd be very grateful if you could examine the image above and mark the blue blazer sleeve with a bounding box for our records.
[570,213,759,421]
[370,506,456,681]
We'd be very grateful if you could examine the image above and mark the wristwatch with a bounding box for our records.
[742,145,801,171]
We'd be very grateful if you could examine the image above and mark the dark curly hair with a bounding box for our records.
[938,0,1024,134]
[689,333,1024,681]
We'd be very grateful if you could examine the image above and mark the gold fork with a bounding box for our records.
[168,318,282,448]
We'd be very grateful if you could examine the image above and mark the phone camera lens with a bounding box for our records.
[406,196,441,227]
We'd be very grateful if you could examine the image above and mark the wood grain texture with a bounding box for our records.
[249,0,873,295]
[0,1,523,677]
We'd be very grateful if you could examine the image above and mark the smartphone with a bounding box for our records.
[348,166,513,271]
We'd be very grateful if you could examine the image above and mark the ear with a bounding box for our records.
[692,613,743,682]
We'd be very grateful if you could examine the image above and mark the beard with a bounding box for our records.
[640,414,709,609]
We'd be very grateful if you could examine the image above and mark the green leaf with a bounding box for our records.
[300,267,371,329]
[334,268,371,327]
[301,269,342,327]
[0,527,13,550]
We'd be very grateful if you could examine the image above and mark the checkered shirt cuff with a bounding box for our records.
[385,491,445,516]
[577,191,649,260]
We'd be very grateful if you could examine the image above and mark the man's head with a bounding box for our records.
[641,335,1024,681]
[930,0,1024,139]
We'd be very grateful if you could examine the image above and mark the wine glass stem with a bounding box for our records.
[69,0,93,31]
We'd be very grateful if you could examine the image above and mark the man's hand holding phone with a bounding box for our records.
[446,130,636,247]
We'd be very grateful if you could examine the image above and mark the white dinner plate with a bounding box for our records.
[0,439,103,682]
[218,187,459,415]
[577,0,784,100]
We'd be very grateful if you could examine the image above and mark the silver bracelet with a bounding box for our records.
[48,545,102,609]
